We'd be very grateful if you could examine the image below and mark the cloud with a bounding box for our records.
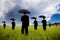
[41,4,57,21]
[0,0,15,19]
[21,0,60,21]
[0,0,60,25]
[20,0,60,25]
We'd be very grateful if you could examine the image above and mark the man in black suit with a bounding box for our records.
[34,19,38,29]
[42,18,47,30]
[21,14,29,35]
[11,20,15,30]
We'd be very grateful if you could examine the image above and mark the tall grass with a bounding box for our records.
[0,25,60,40]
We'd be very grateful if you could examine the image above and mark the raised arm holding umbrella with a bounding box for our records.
[39,15,47,30]
[2,21,6,29]
[31,17,38,30]
[18,9,30,35]
[10,18,16,30]
[48,22,51,27]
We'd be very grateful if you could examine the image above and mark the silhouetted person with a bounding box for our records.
[18,9,30,35]
[11,20,15,30]
[56,23,58,26]
[10,18,16,30]
[55,23,58,26]
[21,15,29,35]
[3,21,6,29]
[34,19,38,29]
[49,22,51,27]
[42,18,47,30]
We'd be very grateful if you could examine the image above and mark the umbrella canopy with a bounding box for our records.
[18,9,31,14]
[2,21,6,23]
[39,15,46,18]
[10,18,16,21]
[31,17,37,19]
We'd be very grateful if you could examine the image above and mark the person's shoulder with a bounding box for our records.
[25,15,28,16]
[45,20,46,21]
[21,15,25,18]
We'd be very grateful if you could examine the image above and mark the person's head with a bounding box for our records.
[35,18,36,21]
[43,18,45,20]
[4,23,5,24]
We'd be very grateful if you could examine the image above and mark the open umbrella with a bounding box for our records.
[31,17,37,19]
[18,9,31,14]
[10,18,16,21]
[39,15,46,18]
[2,21,6,23]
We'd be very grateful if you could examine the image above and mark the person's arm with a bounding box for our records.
[28,17,29,26]
[37,21,38,26]
[42,20,43,23]
[34,21,35,24]
[21,16,23,21]
[45,20,47,26]
[5,24,6,26]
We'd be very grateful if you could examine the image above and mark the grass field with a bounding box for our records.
[0,25,60,40]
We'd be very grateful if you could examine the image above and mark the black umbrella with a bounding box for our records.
[10,18,16,21]
[18,9,31,14]
[39,15,46,18]
[2,21,6,23]
[31,17,37,19]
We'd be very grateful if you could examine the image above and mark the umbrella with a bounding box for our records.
[2,21,6,23]
[10,18,16,21]
[18,9,31,14]
[39,15,46,18]
[31,17,36,19]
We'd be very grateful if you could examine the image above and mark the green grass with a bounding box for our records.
[0,25,60,40]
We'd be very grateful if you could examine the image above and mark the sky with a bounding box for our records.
[0,0,60,25]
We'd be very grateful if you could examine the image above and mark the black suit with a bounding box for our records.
[11,21,15,30]
[21,15,29,35]
[3,23,6,29]
[42,20,47,30]
[34,20,38,29]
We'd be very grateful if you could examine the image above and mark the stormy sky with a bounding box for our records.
[0,0,60,25]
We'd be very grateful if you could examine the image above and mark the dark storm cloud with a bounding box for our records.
[0,0,60,25]
[5,5,39,25]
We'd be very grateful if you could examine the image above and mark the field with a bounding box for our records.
[0,25,60,40]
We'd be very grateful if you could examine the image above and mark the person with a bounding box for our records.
[34,19,38,29]
[21,14,29,35]
[11,20,15,30]
[49,22,51,27]
[42,18,47,30]
[3,22,6,29]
